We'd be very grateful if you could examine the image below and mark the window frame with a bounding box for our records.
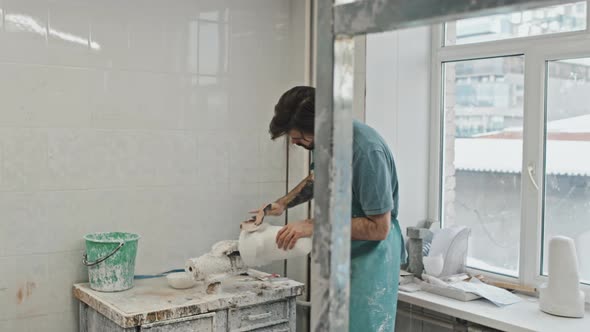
[428,1,590,302]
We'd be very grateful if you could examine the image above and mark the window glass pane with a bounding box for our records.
[442,56,524,277]
[446,1,587,46]
[543,57,590,283]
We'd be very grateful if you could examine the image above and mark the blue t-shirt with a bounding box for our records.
[310,120,403,260]
[350,120,399,221]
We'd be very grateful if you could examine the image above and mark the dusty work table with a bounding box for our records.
[73,270,304,332]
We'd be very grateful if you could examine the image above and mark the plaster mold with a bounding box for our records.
[238,224,312,267]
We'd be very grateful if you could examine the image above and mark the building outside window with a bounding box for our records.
[434,1,590,291]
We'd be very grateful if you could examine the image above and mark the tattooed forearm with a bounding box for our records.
[276,173,314,209]
[286,179,314,208]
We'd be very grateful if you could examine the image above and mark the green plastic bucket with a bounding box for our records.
[83,232,140,292]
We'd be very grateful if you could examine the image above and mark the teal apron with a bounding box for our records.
[350,219,403,332]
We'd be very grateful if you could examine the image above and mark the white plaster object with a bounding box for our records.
[238,223,312,267]
[539,236,585,318]
[423,254,444,277]
[166,272,197,289]
[427,225,470,278]
[185,240,247,284]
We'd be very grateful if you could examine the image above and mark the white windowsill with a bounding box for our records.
[399,290,590,332]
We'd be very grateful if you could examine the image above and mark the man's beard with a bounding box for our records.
[296,142,314,151]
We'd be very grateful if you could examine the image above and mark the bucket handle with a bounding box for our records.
[82,242,125,267]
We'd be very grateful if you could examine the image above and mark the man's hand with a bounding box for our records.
[276,220,313,250]
[248,202,285,225]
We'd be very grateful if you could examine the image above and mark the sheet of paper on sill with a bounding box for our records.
[399,282,422,293]
[400,270,413,276]
[449,278,521,307]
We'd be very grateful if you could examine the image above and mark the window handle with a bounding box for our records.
[527,164,540,191]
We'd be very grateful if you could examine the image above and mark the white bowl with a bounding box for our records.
[166,272,196,289]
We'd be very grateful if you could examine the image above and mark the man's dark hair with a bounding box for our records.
[269,86,315,140]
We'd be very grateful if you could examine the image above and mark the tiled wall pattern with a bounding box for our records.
[0,0,306,330]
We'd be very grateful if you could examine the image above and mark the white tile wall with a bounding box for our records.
[1,0,49,65]
[0,0,307,330]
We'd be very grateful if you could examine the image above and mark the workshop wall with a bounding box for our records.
[365,27,432,234]
[0,0,307,330]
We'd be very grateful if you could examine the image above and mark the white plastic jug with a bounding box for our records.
[238,224,312,267]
